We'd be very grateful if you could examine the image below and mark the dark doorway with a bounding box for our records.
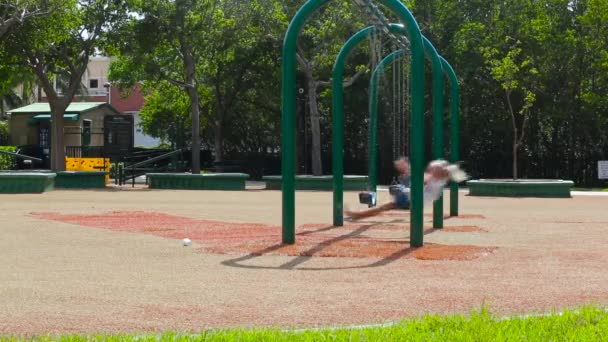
[38,122,51,168]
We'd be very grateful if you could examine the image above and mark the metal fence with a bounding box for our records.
[65,146,106,158]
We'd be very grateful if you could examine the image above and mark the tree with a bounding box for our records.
[0,119,9,144]
[0,63,36,117]
[111,0,288,170]
[3,0,128,171]
[136,81,193,148]
[0,0,49,39]
[258,0,371,175]
[0,1,45,116]
[483,42,538,179]
[108,0,228,173]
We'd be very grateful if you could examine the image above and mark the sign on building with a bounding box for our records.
[599,161,608,180]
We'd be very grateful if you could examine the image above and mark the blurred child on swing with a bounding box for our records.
[345,157,467,220]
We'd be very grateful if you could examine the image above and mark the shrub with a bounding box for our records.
[0,145,17,170]
[0,120,9,145]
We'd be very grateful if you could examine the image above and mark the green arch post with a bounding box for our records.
[332,25,376,227]
[283,0,426,246]
[422,36,446,229]
[440,56,460,216]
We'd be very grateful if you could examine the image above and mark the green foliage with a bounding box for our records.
[0,56,36,113]
[105,0,608,183]
[2,0,129,170]
[404,0,608,184]
[0,145,17,170]
[483,43,537,94]
[138,82,192,146]
[1,0,606,181]
[0,1,40,112]
[0,120,8,142]
[2,307,608,341]
[0,0,49,39]
[109,0,287,157]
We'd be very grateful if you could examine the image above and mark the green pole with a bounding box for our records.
[332,26,376,227]
[440,56,460,217]
[283,0,425,246]
[281,0,315,244]
[422,36,445,229]
[407,34,425,248]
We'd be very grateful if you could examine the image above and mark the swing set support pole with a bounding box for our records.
[332,26,377,227]
[422,36,445,229]
[284,0,425,247]
[440,56,460,216]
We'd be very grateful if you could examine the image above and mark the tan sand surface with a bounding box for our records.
[0,189,607,336]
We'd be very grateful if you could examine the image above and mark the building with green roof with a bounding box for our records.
[7,102,131,167]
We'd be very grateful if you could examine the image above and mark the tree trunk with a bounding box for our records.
[512,140,518,180]
[305,70,322,176]
[32,67,68,172]
[212,75,225,167]
[506,90,518,180]
[48,100,67,171]
[176,0,200,174]
[295,53,368,177]
[296,97,305,174]
[0,17,19,39]
[213,118,223,164]
[185,84,200,174]
[180,45,200,174]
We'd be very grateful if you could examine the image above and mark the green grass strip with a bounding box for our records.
[2,306,608,341]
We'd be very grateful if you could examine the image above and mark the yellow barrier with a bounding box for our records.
[66,157,111,184]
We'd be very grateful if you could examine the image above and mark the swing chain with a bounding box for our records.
[352,0,410,51]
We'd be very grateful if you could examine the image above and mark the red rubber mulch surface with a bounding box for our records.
[30,211,495,260]
[30,211,281,241]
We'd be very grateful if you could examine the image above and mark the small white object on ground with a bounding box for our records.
[182,238,192,247]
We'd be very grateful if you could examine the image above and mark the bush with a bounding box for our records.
[0,145,17,170]
[0,120,8,145]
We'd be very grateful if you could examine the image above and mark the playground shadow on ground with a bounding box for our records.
[220,221,439,271]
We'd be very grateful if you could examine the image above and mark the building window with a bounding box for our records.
[89,79,99,89]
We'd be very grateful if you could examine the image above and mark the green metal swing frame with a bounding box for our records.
[280,0,460,247]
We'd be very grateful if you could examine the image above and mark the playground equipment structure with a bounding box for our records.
[280,0,461,247]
